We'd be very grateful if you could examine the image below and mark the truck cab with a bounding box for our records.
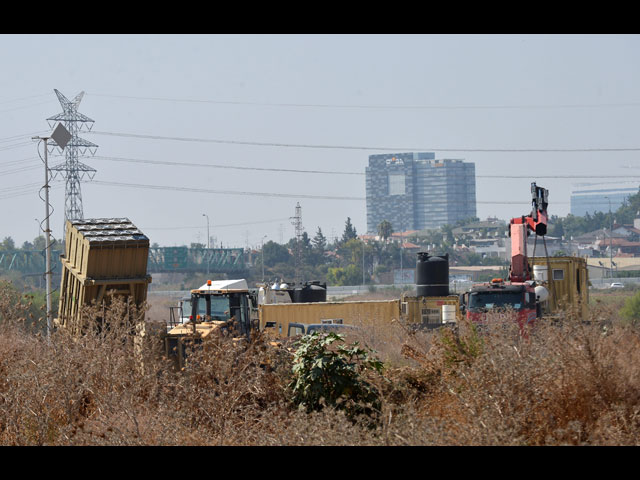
[460,279,539,327]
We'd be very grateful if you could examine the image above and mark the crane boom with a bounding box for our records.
[509,182,549,283]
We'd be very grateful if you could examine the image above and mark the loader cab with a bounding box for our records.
[178,296,193,323]
[189,290,254,337]
[190,293,232,322]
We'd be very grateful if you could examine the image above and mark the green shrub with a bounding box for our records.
[289,331,384,422]
[620,290,640,325]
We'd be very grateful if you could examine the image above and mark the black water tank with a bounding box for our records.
[293,281,327,303]
[416,252,449,297]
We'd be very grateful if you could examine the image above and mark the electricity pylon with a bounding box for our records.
[47,89,98,232]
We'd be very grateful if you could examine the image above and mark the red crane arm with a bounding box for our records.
[509,183,549,283]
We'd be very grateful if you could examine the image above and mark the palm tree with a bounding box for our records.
[377,220,393,243]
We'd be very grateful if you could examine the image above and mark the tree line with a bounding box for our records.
[4,186,640,289]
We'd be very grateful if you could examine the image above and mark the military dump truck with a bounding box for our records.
[258,295,459,339]
[168,252,460,348]
[55,218,152,335]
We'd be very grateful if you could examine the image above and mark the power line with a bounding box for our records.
[476,175,640,179]
[90,180,366,201]
[0,141,34,152]
[0,156,39,167]
[0,182,59,200]
[91,154,640,180]
[92,155,363,176]
[88,130,640,153]
[86,92,640,111]
[89,179,570,204]
[142,217,292,230]
[0,162,41,176]
[0,131,48,144]
[0,93,51,105]
[3,152,637,181]
[0,100,56,114]
[0,181,43,193]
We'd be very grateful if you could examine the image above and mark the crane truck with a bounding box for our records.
[460,183,552,327]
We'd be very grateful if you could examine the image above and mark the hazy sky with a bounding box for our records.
[1,34,639,249]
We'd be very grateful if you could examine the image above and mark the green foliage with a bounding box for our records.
[341,217,358,244]
[311,227,327,254]
[262,240,291,266]
[620,290,640,325]
[377,220,393,242]
[326,265,361,286]
[0,237,15,251]
[289,331,384,422]
[436,322,484,368]
[0,280,52,333]
[613,188,640,225]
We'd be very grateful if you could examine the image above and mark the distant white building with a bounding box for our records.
[570,185,639,216]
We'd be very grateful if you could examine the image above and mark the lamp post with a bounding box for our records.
[202,214,210,276]
[202,214,210,249]
[399,226,404,288]
[32,122,71,340]
[261,235,267,282]
[362,239,365,287]
[605,197,613,279]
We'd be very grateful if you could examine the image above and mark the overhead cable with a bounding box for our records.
[89,179,566,204]
[91,155,640,179]
[90,180,366,201]
[88,130,640,153]
[86,93,640,111]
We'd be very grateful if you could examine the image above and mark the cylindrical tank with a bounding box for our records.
[535,285,549,303]
[293,281,327,303]
[416,252,449,297]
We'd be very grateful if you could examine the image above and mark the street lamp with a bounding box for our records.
[32,122,71,340]
[605,197,613,279]
[399,225,404,288]
[202,213,210,249]
[362,239,365,287]
[261,235,267,282]
[202,214,210,276]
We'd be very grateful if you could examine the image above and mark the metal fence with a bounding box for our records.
[590,277,640,289]
[148,277,640,302]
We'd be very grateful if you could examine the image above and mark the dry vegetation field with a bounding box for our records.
[1,285,639,446]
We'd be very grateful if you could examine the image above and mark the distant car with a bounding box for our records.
[610,282,625,289]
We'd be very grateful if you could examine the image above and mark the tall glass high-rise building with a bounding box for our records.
[365,152,476,233]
